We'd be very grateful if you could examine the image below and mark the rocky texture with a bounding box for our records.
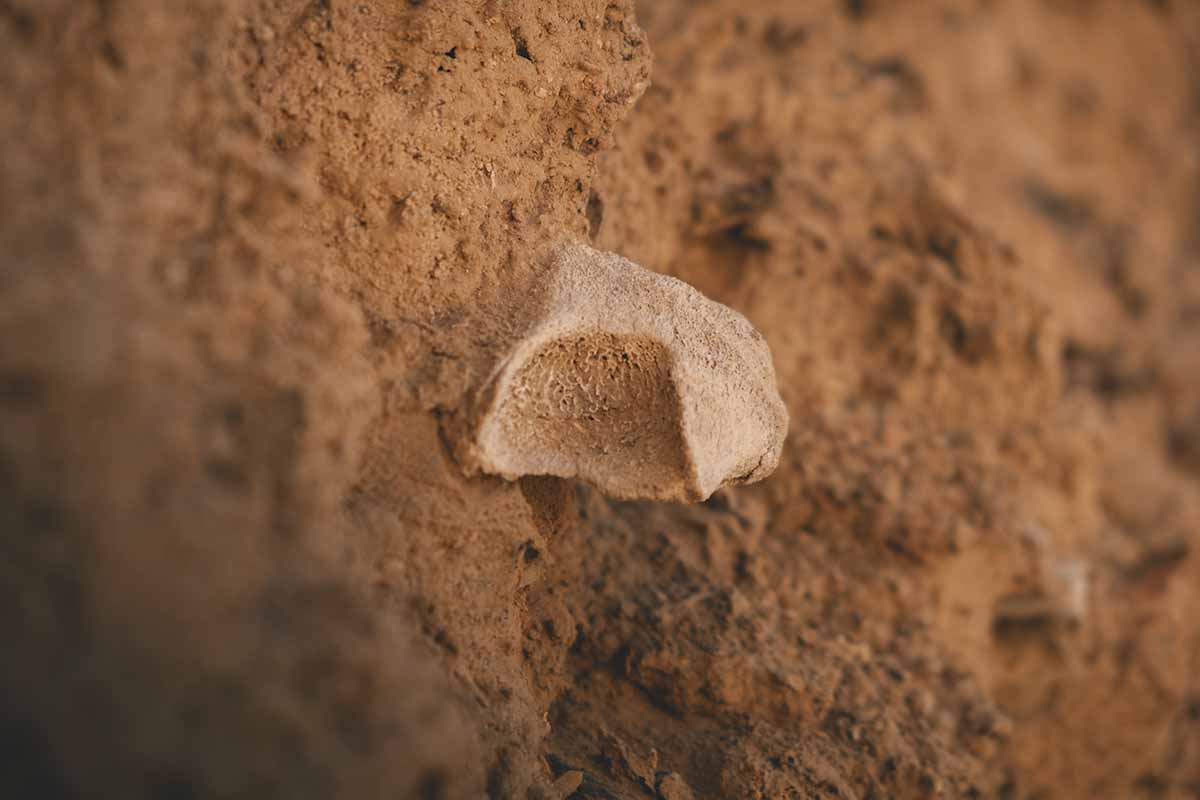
[1,1,1199,799]
[462,244,788,502]
[0,2,484,797]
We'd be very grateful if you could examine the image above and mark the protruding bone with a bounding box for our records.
[462,245,788,502]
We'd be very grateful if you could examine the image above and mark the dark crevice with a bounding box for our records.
[716,222,771,252]
[1061,340,1157,400]
[939,307,994,365]
[1024,180,1092,230]
[513,31,533,62]
[844,0,871,21]
[0,1,35,41]
[586,190,604,240]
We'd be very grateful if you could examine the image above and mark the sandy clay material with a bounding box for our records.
[2,1,1199,798]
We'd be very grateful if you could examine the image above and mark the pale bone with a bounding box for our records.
[460,244,788,502]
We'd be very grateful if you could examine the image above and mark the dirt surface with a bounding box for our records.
[2,1,1199,798]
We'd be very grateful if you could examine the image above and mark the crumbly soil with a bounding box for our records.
[2,1,1199,798]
